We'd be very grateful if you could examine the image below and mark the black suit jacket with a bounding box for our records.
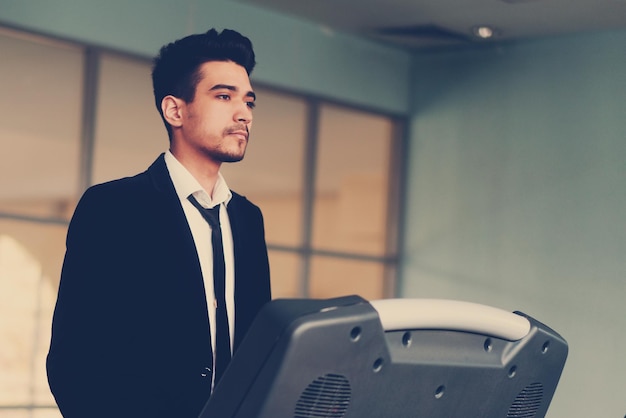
[47,154,271,417]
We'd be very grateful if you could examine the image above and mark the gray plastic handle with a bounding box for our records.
[369,298,531,341]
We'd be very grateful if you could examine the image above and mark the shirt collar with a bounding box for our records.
[164,150,232,208]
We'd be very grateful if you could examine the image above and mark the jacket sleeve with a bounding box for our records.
[46,186,195,418]
[47,187,142,417]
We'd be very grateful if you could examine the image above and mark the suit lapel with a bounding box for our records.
[146,154,209,311]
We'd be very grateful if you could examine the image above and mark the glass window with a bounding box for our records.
[0,28,83,221]
[0,27,80,417]
[92,53,167,184]
[312,104,392,256]
[0,220,66,418]
[309,256,385,300]
[266,250,303,298]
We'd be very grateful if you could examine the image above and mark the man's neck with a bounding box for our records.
[169,148,221,198]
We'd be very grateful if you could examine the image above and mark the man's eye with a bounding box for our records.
[217,94,230,100]
[247,101,256,109]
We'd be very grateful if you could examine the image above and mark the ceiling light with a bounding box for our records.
[473,25,495,39]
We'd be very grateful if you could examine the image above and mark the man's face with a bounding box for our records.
[176,60,255,165]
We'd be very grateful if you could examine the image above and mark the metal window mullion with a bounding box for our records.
[78,47,99,193]
[298,100,320,297]
[385,118,408,298]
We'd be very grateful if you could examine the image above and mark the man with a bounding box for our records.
[47,29,271,417]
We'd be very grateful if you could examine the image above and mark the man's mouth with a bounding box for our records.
[226,126,249,140]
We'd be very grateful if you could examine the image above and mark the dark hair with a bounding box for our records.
[151,28,256,139]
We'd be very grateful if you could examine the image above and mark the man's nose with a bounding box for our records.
[234,103,252,124]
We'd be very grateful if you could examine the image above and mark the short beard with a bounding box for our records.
[216,124,249,163]
[219,151,245,163]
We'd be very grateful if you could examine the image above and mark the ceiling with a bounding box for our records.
[234,0,626,50]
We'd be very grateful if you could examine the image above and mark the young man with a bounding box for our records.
[47,29,271,417]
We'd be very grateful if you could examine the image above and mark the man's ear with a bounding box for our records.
[161,95,184,128]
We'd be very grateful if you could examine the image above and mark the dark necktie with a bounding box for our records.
[188,195,231,384]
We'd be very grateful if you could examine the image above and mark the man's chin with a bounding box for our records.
[207,147,246,163]
[222,157,244,163]
[220,153,245,163]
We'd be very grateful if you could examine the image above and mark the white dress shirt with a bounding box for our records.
[164,151,236,380]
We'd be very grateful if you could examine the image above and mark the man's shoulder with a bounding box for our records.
[230,190,261,212]
[82,155,167,199]
[82,171,150,201]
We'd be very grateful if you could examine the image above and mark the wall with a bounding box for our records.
[403,30,626,417]
[0,0,411,115]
